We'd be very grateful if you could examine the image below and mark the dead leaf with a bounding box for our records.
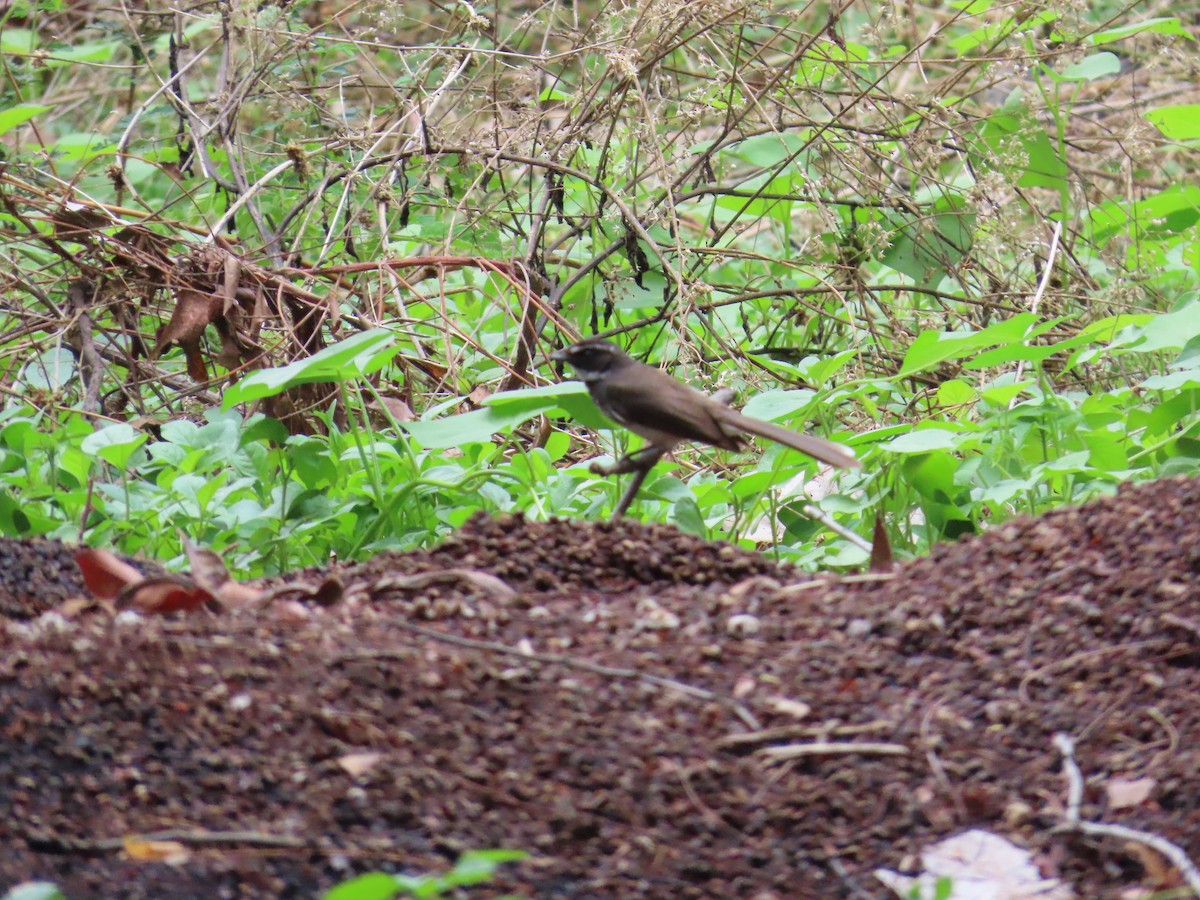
[310,576,345,606]
[184,537,232,594]
[122,576,215,614]
[869,511,894,573]
[182,536,262,608]
[155,287,223,381]
[765,697,811,720]
[75,547,144,599]
[56,597,98,618]
[371,396,415,424]
[215,581,263,608]
[1105,777,1155,811]
[468,385,491,406]
[1124,840,1179,890]
[123,837,189,864]
[337,752,382,778]
[733,675,756,698]
[875,829,1073,899]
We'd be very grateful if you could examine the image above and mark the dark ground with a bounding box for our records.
[1,477,1198,898]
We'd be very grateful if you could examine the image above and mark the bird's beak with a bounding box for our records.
[549,348,569,363]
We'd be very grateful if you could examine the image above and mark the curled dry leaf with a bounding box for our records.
[122,577,216,615]
[74,547,144,600]
[183,537,232,594]
[183,536,263,608]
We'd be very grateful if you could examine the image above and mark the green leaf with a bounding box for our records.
[791,350,856,386]
[898,314,1038,377]
[1053,52,1121,82]
[880,194,975,285]
[972,107,1068,191]
[1090,17,1191,44]
[19,347,74,390]
[886,428,964,453]
[1145,105,1200,141]
[441,849,529,887]
[81,424,148,469]
[222,329,400,407]
[404,383,609,449]
[936,380,977,408]
[0,103,51,136]
[1089,185,1200,244]
[741,389,817,421]
[0,29,37,54]
[43,40,121,66]
[2,883,66,900]
[321,872,400,900]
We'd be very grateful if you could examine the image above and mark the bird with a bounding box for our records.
[550,339,860,470]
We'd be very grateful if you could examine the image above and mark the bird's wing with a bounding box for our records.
[600,368,742,449]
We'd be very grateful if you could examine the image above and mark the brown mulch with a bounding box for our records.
[2,477,1199,898]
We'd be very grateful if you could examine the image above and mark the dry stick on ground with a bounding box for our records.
[26,829,309,855]
[1053,733,1200,895]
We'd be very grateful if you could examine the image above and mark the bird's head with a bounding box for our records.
[550,340,633,382]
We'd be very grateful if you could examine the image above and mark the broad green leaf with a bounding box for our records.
[1089,185,1200,244]
[741,389,817,421]
[880,195,975,285]
[1145,105,1200,141]
[43,40,121,66]
[0,29,37,53]
[19,347,74,390]
[1051,52,1121,82]
[898,314,1038,377]
[792,350,856,386]
[0,104,51,136]
[81,424,148,469]
[886,428,963,452]
[972,107,1067,191]
[1084,432,1127,471]
[936,380,977,408]
[222,329,399,407]
[1090,17,1190,44]
[321,872,400,900]
[3,884,66,900]
[404,385,609,449]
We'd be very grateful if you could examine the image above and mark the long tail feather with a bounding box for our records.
[719,410,861,469]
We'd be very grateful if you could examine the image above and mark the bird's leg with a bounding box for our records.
[610,448,664,518]
[589,444,664,476]
[586,446,665,517]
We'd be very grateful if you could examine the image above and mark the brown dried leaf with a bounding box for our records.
[56,597,98,618]
[183,537,231,594]
[157,288,223,353]
[337,752,382,778]
[215,580,264,609]
[1105,776,1155,811]
[123,577,215,614]
[869,511,894,573]
[1125,840,1179,890]
[123,837,189,864]
[370,397,415,424]
[75,547,144,600]
[310,576,345,607]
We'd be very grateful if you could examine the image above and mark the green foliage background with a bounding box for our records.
[0,0,1197,574]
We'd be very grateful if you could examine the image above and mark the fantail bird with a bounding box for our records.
[550,339,860,470]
